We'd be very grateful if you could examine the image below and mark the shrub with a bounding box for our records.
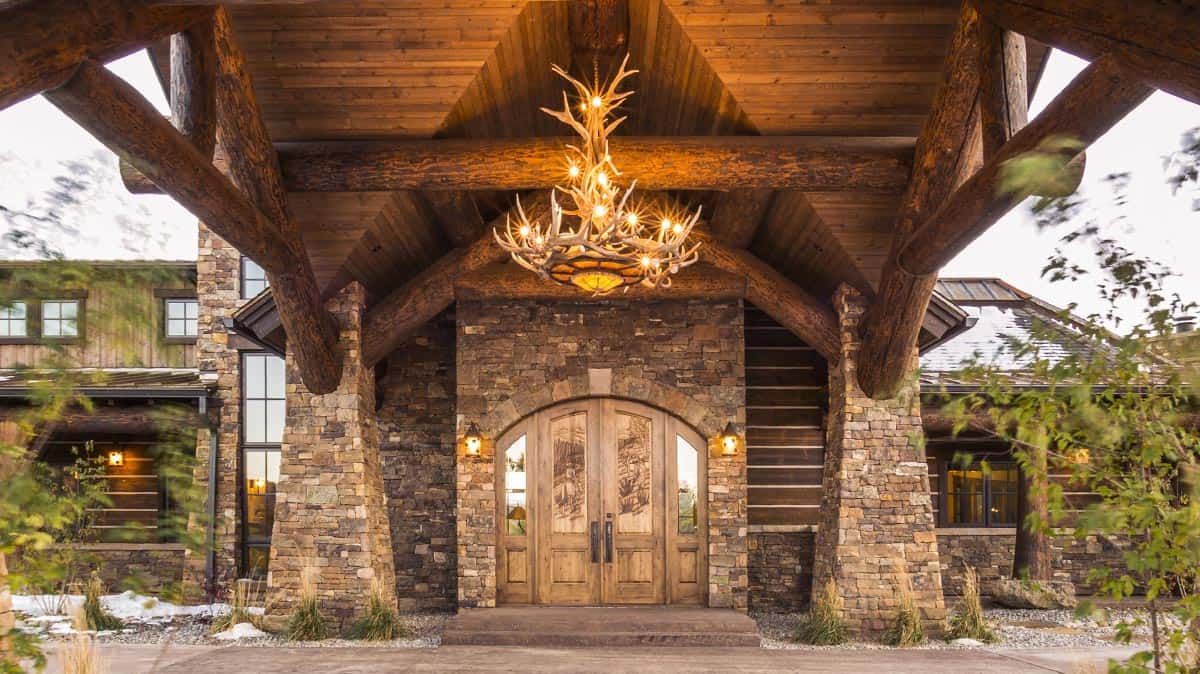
[946,567,996,643]
[82,573,122,632]
[345,580,407,641]
[285,566,327,641]
[794,579,847,645]
[884,575,924,647]
[211,579,264,634]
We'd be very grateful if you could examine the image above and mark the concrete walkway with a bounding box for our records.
[42,643,1141,673]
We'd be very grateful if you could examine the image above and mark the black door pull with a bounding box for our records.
[604,514,614,563]
[590,521,600,563]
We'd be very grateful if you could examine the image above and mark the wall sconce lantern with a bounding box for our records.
[720,422,740,456]
[1069,447,1091,465]
[107,450,124,467]
[464,423,483,456]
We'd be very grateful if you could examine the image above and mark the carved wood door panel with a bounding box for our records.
[496,399,705,605]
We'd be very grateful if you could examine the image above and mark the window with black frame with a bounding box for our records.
[943,460,1018,527]
[241,351,285,578]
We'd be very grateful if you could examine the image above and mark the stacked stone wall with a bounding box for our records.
[937,530,1131,596]
[455,299,746,609]
[811,286,945,635]
[748,530,815,612]
[377,310,458,611]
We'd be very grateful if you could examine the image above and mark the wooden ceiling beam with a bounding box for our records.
[856,3,987,400]
[43,60,343,394]
[0,0,210,111]
[695,233,840,363]
[973,0,1200,106]
[171,13,217,160]
[360,194,552,367]
[455,262,745,302]
[898,55,1151,276]
[421,191,485,248]
[708,189,775,249]
[210,7,341,394]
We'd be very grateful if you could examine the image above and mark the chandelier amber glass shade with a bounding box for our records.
[494,55,701,295]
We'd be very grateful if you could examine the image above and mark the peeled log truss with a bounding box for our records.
[2,0,1194,394]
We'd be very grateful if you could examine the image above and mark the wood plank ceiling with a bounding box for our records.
[227,0,1050,302]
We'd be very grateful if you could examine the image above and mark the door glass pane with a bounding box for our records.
[616,412,652,534]
[551,412,587,534]
[505,435,527,536]
[676,435,698,535]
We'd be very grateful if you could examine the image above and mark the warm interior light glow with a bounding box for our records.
[571,269,624,294]
[107,450,124,467]
[534,234,545,246]
[671,222,683,234]
[518,224,531,238]
[720,422,739,456]
[592,204,608,218]
[590,95,603,108]
[597,172,608,187]
[568,164,580,178]
[660,218,671,231]
[641,255,652,268]
[625,212,638,225]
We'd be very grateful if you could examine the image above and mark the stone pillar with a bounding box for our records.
[182,222,244,602]
[708,436,748,610]
[455,427,496,608]
[811,285,945,635]
[266,283,397,626]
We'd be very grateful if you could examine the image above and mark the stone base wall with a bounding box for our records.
[455,299,746,610]
[267,284,397,625]
[378,311,458,612]
[811,286,945,635]
[12,544,186,596]
[748,530,814,612]
[937,530,1131,596]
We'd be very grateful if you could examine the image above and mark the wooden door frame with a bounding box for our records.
[494,397,709,606]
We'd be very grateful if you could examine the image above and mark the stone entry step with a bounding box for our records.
[440,606,761,648]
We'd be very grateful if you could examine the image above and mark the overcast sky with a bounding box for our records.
[0,49,1195,329]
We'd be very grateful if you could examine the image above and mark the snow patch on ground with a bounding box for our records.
[214,622,268,641]
[13,591,229,622]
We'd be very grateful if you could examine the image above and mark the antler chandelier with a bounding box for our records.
[494,55,701,295]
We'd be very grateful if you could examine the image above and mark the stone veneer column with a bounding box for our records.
[266,283,397,624]
[455,431,495,608]
[811,285,945,635]
[707,436,749,610]
[182,222,243,602]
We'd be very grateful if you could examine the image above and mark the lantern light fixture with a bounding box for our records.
[464,423,483,456]
[107,450,124,467]
[720,422,739,456]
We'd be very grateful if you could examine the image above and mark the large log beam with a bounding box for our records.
[694,233,841,363]
[360,195,552,367]
[170,13,217,160]
[43,61,342,394]
[122,136,914,194]
[0,0,210,111]
[857,3,986,400]
[973,0,1200,106]
[210,8,341,394]
[708,189,775,249]
[898,56,1152,276]
[455,262,746,302]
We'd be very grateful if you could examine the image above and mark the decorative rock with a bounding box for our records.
[992,579,1078,610]
[951,637,984,647]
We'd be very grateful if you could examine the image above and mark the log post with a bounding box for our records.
[210,7,341,394]
[973,0,1200,106]
[43,60,343,394]
[0,0,210,111]
[695,234,841,362]
[1014,445,1052,581]
[856,3,985,400]
[360,194,552,367]
[897,56,1152,276]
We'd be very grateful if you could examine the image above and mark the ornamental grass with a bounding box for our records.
[345,580,407,641]
[211,579,264,634]
[82,573,122,632]
[285,565,328,641]
[794,579,847,645]
[946,567,997,643]
[884,573,925,647]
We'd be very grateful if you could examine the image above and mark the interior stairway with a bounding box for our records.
[440,606,762,648]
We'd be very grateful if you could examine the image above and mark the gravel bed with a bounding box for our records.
[19,612,448,649]
[754,607,1164,651]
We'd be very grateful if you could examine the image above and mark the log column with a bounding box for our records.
[812,285,945,636]
[267,283,398,626]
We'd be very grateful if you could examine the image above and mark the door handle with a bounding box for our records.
[590,521,600,563]
[604,514,614,563]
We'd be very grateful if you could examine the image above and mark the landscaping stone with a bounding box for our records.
[992,579,1078,610]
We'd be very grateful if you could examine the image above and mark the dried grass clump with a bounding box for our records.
[345,580,407,641]
[211,579,264,634]
[946,567,996,643]
[62,606,106,674]
[794,579,847,645]
[285,565,328,641]
[884,573,925,647]
[82,573,122,632]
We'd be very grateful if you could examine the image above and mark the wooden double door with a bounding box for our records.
[496,399,707,605]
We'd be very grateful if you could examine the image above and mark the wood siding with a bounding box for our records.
[43,440,166,543]
[0,267,195,369]
[745,305,827,526]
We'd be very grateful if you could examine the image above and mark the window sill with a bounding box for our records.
[163,336,198,345]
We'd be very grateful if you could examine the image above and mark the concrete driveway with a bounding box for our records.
[41,644,1141,673]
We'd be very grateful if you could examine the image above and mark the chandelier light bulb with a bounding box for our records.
[518,224,531,238]
[597,172,608,187]
[660,218,671,231]
[640,255,653,268]
[568,164,580,179]
[626,213,638,225]
[591,95,603,108]
[593,204,608,219]
[672,222,683,234]
[534,234,544,246]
